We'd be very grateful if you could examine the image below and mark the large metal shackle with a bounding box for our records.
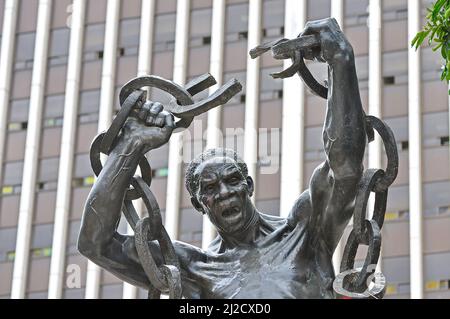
[98,73,241,156]
[250,34,328,99]
[119,73,242,129]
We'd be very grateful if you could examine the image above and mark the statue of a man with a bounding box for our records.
[78,18,366,298]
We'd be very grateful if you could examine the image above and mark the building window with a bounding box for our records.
[202,36,211,45]
[1,185,21,196]
[426,280,444,291]
[119,18,140,49]
[385,210,409,221]
[385,283,397,295]
[84,23,106,56]
[7,122,27,131]
[153,168,169,178]
[438,205,450,215]
[225,3,249,37]
[154,13,176,51]
[238,31,248,40]
[383,76,395,85]
[44,117,64,128]
[190,8,212,47]
[72,176,95,188]
[6,251,15,261]
[31,247,52,258]
[48,28,70,66]
[15,32,36,70]
[36,181,57,192]
[400,141,409,150]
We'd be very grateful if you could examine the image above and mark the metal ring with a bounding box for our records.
[132,177,181,295]
[333,270,386,299]
[130,177,163,236]
[135,217,181,294]
[119,75,195,130]
[296,50,328,99]
[135,217,168,291]
[339,220,382,292]
[100,90,146,155]
[366,116,399,192]
[160,265,182,299]
[89,132,152,201]
[352,169,387,238]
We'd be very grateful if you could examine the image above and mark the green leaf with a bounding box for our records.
[441,42,448,58]
[413,0,450,94]
[445,7,450,19]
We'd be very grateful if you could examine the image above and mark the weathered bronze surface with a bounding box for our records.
[78,18,398,299]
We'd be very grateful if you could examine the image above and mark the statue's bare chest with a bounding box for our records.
[182,225,334,299]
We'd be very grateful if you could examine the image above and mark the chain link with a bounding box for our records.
[333,115,399,299]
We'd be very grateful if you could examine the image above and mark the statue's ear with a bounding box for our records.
[190,197,204,214]
[246,176,254,197]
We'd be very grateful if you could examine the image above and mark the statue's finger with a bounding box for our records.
[154,114,165,127]
[139,101,151,121]
[164,112,175,129]
[145,114,155,126]
[149,102,164,116]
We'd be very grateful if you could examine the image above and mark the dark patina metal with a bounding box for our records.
[78,18,399,299]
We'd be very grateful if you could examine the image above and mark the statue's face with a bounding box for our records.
[194,157,253,234]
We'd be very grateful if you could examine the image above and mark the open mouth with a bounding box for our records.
[221,206,240,218]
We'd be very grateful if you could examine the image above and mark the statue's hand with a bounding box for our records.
[122,101,175,153]
[299,17,354,65]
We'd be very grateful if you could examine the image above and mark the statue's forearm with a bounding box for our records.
[323,54,366,179]
[79,135,144,253]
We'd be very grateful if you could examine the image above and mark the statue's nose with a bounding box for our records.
[217,182,231,199]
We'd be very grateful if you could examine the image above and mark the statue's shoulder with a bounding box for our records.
[173,240,207,264]
[258,212,286,228]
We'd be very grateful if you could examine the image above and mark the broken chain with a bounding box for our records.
[89,73,242,299]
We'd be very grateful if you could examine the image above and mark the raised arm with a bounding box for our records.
[288,18,366,254]
[77,101,174,288]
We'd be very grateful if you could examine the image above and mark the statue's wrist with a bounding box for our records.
[116,132,146,155]
[330,47,354,66]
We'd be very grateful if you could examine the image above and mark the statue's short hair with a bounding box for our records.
[185,148,248,198]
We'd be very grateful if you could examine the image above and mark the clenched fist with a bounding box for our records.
[122,100,175,154]
[299,17,354,66]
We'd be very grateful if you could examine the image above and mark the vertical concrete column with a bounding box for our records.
[279,0,306,217]
[122,0,156,300]
[408,0,423,300]
[331,0,344,28]
[243,0,262,204]
[48,0,86,299]
[11,0,53,299]
[330,0,345,275]
[0,0,19,185]
[85,0,121,299]
[165,0,190,239]
[202,0,226,250]
[368,0,383,274]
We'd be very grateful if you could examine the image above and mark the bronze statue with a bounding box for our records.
[78,18,398,299]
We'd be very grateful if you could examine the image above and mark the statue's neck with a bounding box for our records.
[219,205,261,249]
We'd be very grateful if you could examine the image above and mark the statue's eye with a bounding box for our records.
[205,184,215,192]
[228,177,239,184]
